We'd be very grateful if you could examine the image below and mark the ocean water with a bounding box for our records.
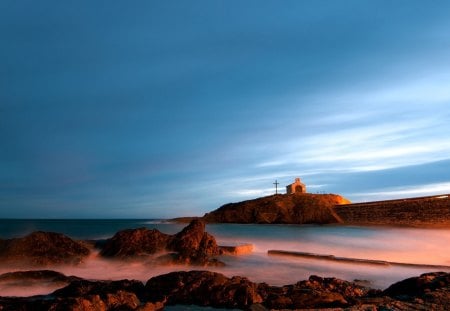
[1,219,450,297]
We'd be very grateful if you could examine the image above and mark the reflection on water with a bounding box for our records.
[1,221,450,296]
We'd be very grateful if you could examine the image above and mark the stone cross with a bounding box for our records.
[273,180,279,195]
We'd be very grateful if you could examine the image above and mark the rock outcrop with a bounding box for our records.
[3,271,450,310]
[167,219,220,265]
[0,231,90,266]
[0,270,80,284]
[100,219,221,266]
[100,228,171,258]
[146,270,263,309]
[261,275,373,309]
[203,193,350,224]
[383,272,450,306]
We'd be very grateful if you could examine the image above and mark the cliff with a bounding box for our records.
[202,193,350,224]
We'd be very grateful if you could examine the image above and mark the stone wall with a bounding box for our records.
[334,195,450,227]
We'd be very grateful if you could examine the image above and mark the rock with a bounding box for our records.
[145,270,262,309]
[167,219,220,265]
[220,243,254,255]
[99,220,222,266]
[202,193,350,224]
[53,279,146,300]
[384,271,450,306]
[263,275,370,309]
[0,270,80,283]
[2,271,450,310]
[100,228,170,258]
[50,279,147,311]
[0,231,90,266]
[0,270,82,296]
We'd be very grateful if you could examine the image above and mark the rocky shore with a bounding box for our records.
[2,219,450,309]
[0,219,223,270]
[1,270,450,310]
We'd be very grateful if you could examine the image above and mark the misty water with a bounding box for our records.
[1,219,450,297]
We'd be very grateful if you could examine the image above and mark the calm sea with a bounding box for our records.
[1,219,450,295]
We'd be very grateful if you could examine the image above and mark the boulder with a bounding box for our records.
[262,275,371,309]
[0,231,90,266]
[167,219,220,265]
[100,228,170,258]
[99,220,222,266]
[0,270,80,284]
[145,270,262,309]
[53,279,146,300]
[384,271,450,305]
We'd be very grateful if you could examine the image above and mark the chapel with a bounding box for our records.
[286,177,306,194]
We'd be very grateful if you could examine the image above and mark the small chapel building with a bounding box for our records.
[286,177,306,194]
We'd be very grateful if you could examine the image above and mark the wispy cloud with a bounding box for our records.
[350,182,450,202]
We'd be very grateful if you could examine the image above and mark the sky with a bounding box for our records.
[1,1,450,218]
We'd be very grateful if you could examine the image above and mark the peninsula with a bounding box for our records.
[199,178,450,227]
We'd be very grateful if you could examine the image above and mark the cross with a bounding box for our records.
[273,180,279,195]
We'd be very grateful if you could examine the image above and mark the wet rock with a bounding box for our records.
[0,270,80,283]
[263,275,371,309]
[0,231,90,266]
[100,220,222,266]
[0,270,82,296]
[145,270,262,309]
[100,228,170,258]
[167,219,220,265]
[219,243,254,255]
[384,271,450,306]
[2,271,450,310]
[53,279,146,300]
[49,279,147,311]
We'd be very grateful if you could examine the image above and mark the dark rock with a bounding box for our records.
[100,228,170,258]
[0,231,90,266]
[0,270,80,283]
[384,271,450,305]
[0,270,82,296]
[53,279,146,300]
[100,220,222,266]
[263,275,370,309]
[145,270,262,309]
[202,193,350,224]
[167,219,220,265]
[2,271,450,310]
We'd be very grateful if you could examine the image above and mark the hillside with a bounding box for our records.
[202,193,350,224]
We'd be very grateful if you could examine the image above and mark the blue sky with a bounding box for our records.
[1,1,450,218]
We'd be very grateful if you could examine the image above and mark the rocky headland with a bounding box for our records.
[202,193,350,224]
[1,270,450,310]
[199,193,450,227]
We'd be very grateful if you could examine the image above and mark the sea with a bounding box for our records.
[1,219,450,301]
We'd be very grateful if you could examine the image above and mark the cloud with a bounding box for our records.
[350,182,450,202]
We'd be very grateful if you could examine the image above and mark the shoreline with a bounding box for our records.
[2,219,450,309]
